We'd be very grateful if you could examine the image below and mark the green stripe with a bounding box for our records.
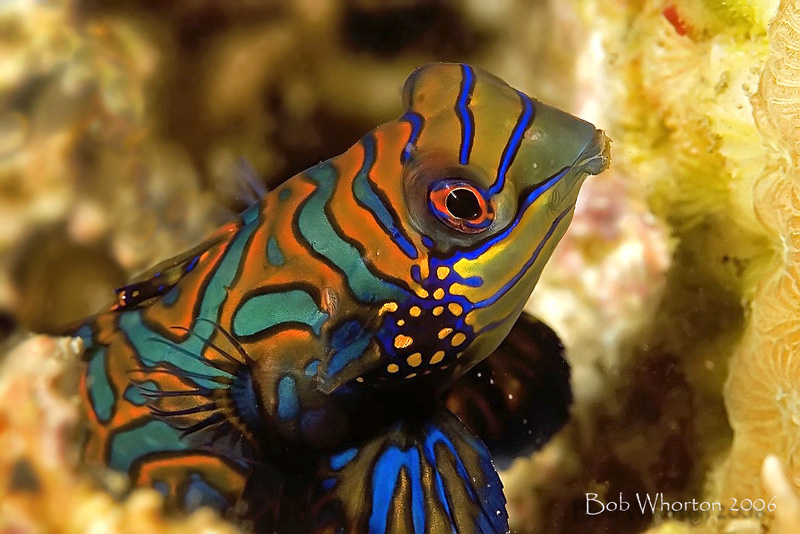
[299,163,405,303]
[119,213,261,388]
[109,420,187,472]
[233,289,328,337]
[87,346,114,422]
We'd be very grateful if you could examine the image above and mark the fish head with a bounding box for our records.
[367,63,610,382]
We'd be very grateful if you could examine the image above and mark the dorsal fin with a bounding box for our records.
[116,158,266,311]
[113,235,225,310]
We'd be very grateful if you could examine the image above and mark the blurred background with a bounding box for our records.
[3,0,800,533]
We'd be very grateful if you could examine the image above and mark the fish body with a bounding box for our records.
[73,63,610,533]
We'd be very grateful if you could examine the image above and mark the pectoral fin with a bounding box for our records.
[307,406,508,534]
[443,313,572,469]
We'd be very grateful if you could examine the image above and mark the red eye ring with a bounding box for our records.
[429,181,494,234]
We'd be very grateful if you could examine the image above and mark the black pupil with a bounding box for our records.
[446,188,481,220]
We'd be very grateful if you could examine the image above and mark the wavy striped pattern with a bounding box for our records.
[72,63,607,532]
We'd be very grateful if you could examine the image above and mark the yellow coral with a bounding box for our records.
[723,0,800,513]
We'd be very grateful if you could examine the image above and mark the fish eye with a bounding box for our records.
[428,180,494,234]
[446,188,481,219]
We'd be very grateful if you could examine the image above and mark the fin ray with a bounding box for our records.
[308,406,508,534]
[444,313,572,468]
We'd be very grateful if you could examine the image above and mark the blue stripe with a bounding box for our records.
[327,320,372,377]
[456,64,476,166]
[458,167,568,262]
[123,380,157,406]
[407,449,426,534]
[489,90,535,195]
[400,112,424,163]
[304,360,320,376]
[330,447,358,470]
[277,375,300,419]
[424,425,503,533]
[353,135,418,259]
[423,427,477,501]
[186,255,200,272]
[369,447,426,534]
[475,206,572,308]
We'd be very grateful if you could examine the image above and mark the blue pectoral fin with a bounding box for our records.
[444,313,572,469]
[307,407,508,534]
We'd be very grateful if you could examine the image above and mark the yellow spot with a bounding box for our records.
[380,301,398,314]
[397,319,405,326]
[438,328,453,340]
[451,333,466,346]
[394,334,414,349]
[417,288,429,298]
[387,364,399,374]
[433,288,445,300]
[448,303,463,316]
[409,306,422,317]
[437,266,450,280]
[405,373,417,379]
[430,350,445,364]
[433,306,444,316]
[356,377,364,383]
[407,353,422,367]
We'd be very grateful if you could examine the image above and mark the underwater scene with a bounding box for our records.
[1,0,799,533]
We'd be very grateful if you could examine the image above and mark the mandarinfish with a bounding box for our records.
[70,63,610,534]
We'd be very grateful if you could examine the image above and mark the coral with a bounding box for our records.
[722,0,800,510]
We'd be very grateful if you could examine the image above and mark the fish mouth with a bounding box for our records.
[574,129,611,176]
